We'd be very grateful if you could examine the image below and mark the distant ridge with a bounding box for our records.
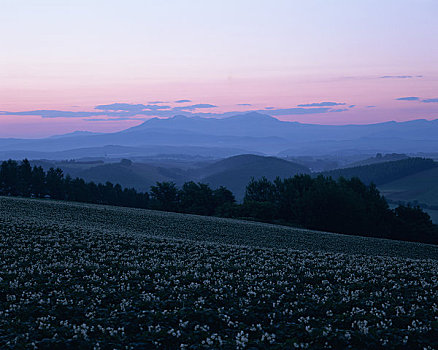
[1,113,438,158]
[49,130,103,139]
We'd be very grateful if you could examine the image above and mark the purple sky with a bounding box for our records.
[1,0,437,137]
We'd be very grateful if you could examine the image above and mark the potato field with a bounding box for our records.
[1,197,437,349]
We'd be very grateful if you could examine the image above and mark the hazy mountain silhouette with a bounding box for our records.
[0,144,255,161]
[1,113,438,158]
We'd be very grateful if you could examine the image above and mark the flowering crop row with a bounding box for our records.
[0,197,437,348]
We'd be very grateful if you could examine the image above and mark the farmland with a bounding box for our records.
[1,196,438,349]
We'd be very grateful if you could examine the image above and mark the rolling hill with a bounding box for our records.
[321,157,437,185]
[32,159,187,192]
[31,155,310,198]
[344,153,409,167]
[380,167,438,208]
[194,154,310,199]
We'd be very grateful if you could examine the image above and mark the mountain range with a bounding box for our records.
[1,112,438,159]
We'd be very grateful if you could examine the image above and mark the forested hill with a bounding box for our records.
[193,154,310,200]
[320,157,437,185]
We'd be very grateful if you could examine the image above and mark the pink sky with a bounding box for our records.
[1,74,437,138]
[1,1,438,137]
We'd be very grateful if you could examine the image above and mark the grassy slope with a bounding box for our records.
[1,196,436,260]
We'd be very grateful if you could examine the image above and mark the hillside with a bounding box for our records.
[321,157,437,185]
[344,153,409,167]
[1,196,438,348]
[193,154,310,199]
[380,167,438,208]
[2,196,437,261]
[32,159,187,192]
[31,155,310,197]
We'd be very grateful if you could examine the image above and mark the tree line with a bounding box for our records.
[1,159,436,244]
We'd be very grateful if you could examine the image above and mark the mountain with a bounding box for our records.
[127,112,283,137]
[1,113,438,158]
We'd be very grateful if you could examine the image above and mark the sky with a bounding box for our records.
[1,0,438,137]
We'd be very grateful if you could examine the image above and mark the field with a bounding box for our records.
[1,197,438,349]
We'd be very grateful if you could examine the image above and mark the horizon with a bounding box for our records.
[4,111,438,140]
[1,0,438,137]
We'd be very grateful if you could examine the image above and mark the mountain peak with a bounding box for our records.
[171,115,190,120]
[225,112,280,122]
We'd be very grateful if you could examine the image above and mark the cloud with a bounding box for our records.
[175,99,192,103]
[396,97,420,101]
[187,104,216,109]
[95,103,146,112]
[259,107,333,116]
[173,104,217,111]
[394,96,438,103]
[366,105,376,108]
[0,101,349,121]
[1,110,105,118]
[329,109,349,113]
[349,105,356,108]
[237,103,252,106]
[95,103,170,112]
[422,98,438,103]
[380,75,423,79]
[0,107,159,119]
[148,101,167,104]
[297,102,346,107]
[86,117,145,122]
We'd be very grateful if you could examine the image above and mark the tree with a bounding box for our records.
[179,181,215,216]
[212,186,236,216]
[244,177,276,203]
[150,182,179,212]
[273,175,313,224]
[0,160,19,195]
[393,205,438,243]
[46,167,65,199]
[18,159,32,196]
[31,166,46,197]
